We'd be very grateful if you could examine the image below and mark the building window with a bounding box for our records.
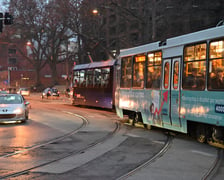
[8,58,17,65]
[8,48,16,54]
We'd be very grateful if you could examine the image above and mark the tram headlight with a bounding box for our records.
[119,99,129,108]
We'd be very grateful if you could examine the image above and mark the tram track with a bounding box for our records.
[0,110,88,158]
[0,112,121,180]
[201,148,224,180]
[116,133,173,180]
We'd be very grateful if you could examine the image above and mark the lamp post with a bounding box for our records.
[8,67,11,87]
[65,40,69,89]
[20,74,23,87]
[91,6,120,59]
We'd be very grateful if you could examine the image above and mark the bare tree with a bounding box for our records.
[5,0,79,86]
[1,0,49,88]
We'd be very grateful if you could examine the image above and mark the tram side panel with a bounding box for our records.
[72,62,115,109]
[181,90,224,127]
[116,88,188,133]
[73,86,113,109]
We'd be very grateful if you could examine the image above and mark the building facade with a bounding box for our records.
[0,41,69,90]
[80,0,224,62]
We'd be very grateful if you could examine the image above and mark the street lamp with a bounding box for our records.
[26,41,32,46]
[92,9,99,15]
[26,41,34,57]
[8,67,11,87]
[20,74,23,87]
[91,6,120,59]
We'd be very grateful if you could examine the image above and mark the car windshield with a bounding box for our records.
[45,88,50,92]
[52,89,58,92]
[0,95,22,104]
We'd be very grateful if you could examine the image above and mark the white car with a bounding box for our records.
[0,94,30,123]
[17,88,30,96]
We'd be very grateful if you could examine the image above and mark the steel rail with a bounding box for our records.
[201,148,224,180]
[116,134,173,180]
[0,115,120,179]
[0,110,88,158]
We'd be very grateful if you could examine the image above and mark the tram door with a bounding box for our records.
[161,57,181,127]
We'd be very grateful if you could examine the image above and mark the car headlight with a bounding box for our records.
[13,108,24,114]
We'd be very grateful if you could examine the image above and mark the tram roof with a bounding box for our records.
[73,59,116,70]
[119,25,224,57]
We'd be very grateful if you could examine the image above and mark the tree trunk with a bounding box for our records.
[51,62,59,86]
[34,68,41,86]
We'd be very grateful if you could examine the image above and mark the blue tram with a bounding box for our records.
[115,25,224,145]
[72,59,117,109]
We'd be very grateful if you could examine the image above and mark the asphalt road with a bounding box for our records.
[0,94,222,180]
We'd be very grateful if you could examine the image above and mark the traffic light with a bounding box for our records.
[0,13,3,32]
[4,12,13,25]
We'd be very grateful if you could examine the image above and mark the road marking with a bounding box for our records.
[126,133,140,137]
[191,150,215,157]
[152,140,165,145]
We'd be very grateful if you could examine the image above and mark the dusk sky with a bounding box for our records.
[0,0,8,11]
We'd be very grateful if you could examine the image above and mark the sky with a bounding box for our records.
[0,0,8,12]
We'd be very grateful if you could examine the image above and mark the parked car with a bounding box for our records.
[0,93,30,123]
[17,88,30,96]
[41,88,60,99]
[0,90,8,94]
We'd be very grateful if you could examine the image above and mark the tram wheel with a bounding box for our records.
[132,114,137,126]
[196,125,207,143]
[197,134,206,143]
[132,113,139,126]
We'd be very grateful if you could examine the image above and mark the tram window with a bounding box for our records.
[208,40,224,90]
[133,55,145,88]
[183,43,206,90]
[146,51,162,89]
[121,57,132,88]
[86,70,93,87]
[79,70,85,87]
[173,62,179,89]
[184,43,206,61]
[73,71,80,87]
[101,67,110,88]
[93,68,101,88]
[164,62,170,89]
[210,40,224,59]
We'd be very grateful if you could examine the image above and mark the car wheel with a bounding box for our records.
[25,112,29,120]
[21,119,27,123]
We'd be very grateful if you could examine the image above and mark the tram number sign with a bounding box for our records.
[215,104,224,114]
